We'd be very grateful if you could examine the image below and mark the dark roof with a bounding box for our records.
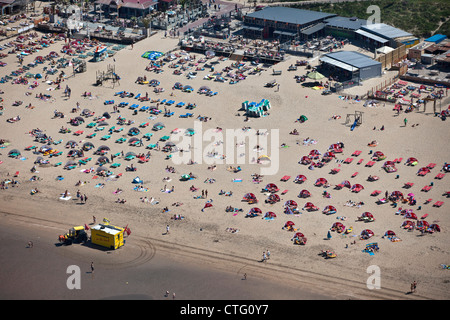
[95,0,157,9]
[324,16,367,31]
[323,51,381,69]
[246,6,336,26]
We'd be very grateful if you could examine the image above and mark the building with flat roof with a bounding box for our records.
[319,51,382,81]
[324,16,367,39]
[243,6,337,40]
[357,23,419,48]
[94,0,158,19]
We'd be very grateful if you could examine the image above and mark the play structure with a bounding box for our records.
[242,99,271,118]
[345,111,363,131]
[96,64,120,87]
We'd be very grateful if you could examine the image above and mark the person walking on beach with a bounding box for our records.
[266,249,271,260]
[404,118,408,127]
[84,194,88,203]
[90,262,94,274]
[166,225,170,234]
[411,280,417,293]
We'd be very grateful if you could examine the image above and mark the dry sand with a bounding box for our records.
[0,19,449,300]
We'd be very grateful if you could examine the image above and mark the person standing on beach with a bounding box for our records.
[84,194,88,203]
[166,225,170,234]
[91,262,94,274]
[404,118,408,127]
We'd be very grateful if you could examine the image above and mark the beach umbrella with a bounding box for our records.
[128,127,140,135]
[125,151,136,158]
[165,141,176,147]
[332,222,346,232]
[300,156,311,165]
[307,71,324,80]
[97,121,109,127]
[298,189,311,198]
[285,221,295,227]
[129,137,140,144]
[82,142,94,151]
[132,176,143,184]
[284,200,297,208]
[65,160,77,166]
[264,211,277,218]
[315,178,328,186]
[294,174,307,183]
[199,86,210,91]
[323,205,337,214]
[8,149,21,156]
[96,156,110,165]
[258,155,271,161]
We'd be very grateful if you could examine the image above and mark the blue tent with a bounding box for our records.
[142,51,164,60]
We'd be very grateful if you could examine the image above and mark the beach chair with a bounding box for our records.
[25,145,37,151]
[357,159,364,165]
[351,172,358,178]
[140,122,149,128]
[87,133,97,138]
[421,185,432,192]
[435,173,446,179]
[404,182,414,189]
[54,162,62,167]
[344,158,353,164]
[86,122,96,128]
[110,163,121,168]
[427,163,436,169]
[74,130,84,136]
[365,161,375,167]
[143,133,153,140]
[125,155,135,161]
[95,126,105,132]
[160,135,170,142]
[281,190,288,195]
[147,144,157,149]
[176,102,185,108]
[115,127,124,133]
[396,158,403,163]
[330,168,340,174]
[371,190,381,196]
[352,150,362,157]
[425,198,432,204]
[50,151,63,157]
[101,135,111,140]
[280,176,291,182]
[108,126,116,133]
[433,201,444,207]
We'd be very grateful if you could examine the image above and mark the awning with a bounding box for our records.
[355,29,389,44]
[273,30,297,36]
[320,55,357,72]
[243,26,263,31]
[301,23,326,36]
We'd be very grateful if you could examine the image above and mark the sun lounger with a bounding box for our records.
[330,168,340,174]
[95,126,105,132]
[404,182,414,188]
[129,104,139,110]
[435,173,446,179]
[365,161,376,167]
[87,133,97,138]
[110,163,121,168]
[101,135,111,140]
[425,198,432,204]
[147,144,157,149]
[371,190,381,196]
[87,122,96,128]
[25,145,37,151]
[344,158,353,164]
[281,190,288,195]
[115,127,124,132]
[351,172,358,178]
[125,155,135,160]
[143,133,153,140]
[357,159,364,165]
[421,185,432,192]
[74,130,84,136]
[281,176,291,182]
[176,102,185,108]
[427,163,436,169]
[396,158,403,163]
[160,135,170,141]
[433,201,444,207]
[352,150,362,157]
[54,162,62,167]
[50,151,63,157]
[140,122,149,128]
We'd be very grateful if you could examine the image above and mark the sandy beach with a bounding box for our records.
[1,5,450,301]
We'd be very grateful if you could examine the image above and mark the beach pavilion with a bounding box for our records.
[243,6,336,40]
[319,51,382,82]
